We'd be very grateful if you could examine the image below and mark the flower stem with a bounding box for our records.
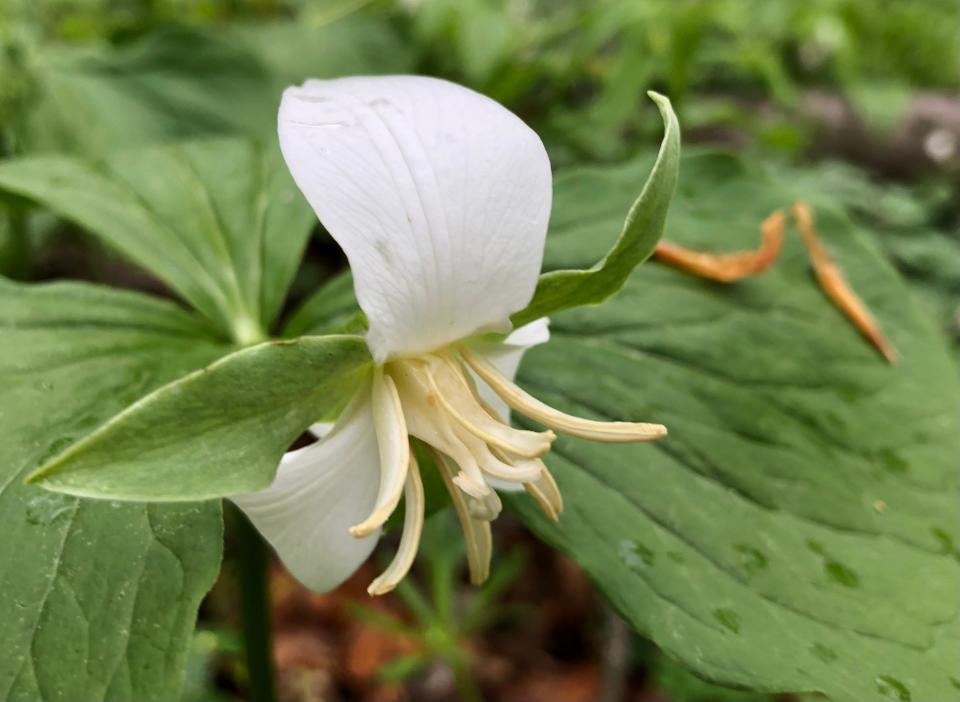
[450,655,484,702]
[230,504,276,702]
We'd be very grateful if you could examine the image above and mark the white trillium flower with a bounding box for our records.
[232,76,667,596]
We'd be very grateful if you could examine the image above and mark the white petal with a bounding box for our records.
[278,76,553,362]
[468,317,550,420]
[230,391,381,592]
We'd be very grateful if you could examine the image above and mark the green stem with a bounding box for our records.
[1,208,30,279]
[449,654,483,702]
[230,504,276,702]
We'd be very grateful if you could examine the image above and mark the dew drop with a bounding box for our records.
[810,643,837,663]
[26,493,73,526]
[734,544,768,575]
[879,449,908,475]
[825,560,860,588]
[618,539,655,571]
[806,539,825,556]
[807,539,859,587]
[712,608,740,634]
[932,528,959,558]
[876,675,911,701]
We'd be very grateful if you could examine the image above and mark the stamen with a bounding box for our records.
[524,466,564,522]
[492,445,563,522]
[793,201,899,363]
[453,470,489,498]
[389,361,493,497]
[350,369,410,537]
[432,449,492,584]
[426,356,555,458]
[450,421,543,482]
[460,348,668,443]
[367,447,425,596]
[466,489,502,522]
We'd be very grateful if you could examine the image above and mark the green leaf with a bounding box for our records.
[508,150,960,701]
[283,271,366,338]
[28,334,373,501]
[0,137,315,343]
[13,16,414,156]
[0,279,227,701]
[12,27,271,155]
[776,160,960,368]
[511,91,680,328]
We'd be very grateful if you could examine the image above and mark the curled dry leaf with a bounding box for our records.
[793,200,900,363]
[653,210,785,282]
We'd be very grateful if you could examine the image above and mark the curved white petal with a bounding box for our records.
[278,76,553,362]
[230,391,381,592]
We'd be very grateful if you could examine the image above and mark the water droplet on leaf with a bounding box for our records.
[712,608,740,634]
[734,544,768,575]
[810,643,837,663]
[26,492,73,526]
[618,539,655,571]
[875,675,911,701]
[879,449,908,475]
[825,560,859,588]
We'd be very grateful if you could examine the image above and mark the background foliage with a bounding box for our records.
[0,1,958,701]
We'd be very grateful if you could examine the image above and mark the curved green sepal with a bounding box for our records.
[512,91,681,328]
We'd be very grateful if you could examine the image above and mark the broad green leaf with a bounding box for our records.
[28,334,373,501]
[508,150,960,701]
[12,16,414,156]
[0,137,315,343]
[283,271,365,338]
[511,91,680,328]
[230,13,415,92]
[0,279,227,701]
[778,160,960,367]
[12,27,274,156]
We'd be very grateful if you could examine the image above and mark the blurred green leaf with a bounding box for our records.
[0,137,315,342]
[9,14,414,156]
[29,334,372,501]
[0,279,226,701]
[508,150,960,700]
[12,26,274,155]
[283,271,366,338]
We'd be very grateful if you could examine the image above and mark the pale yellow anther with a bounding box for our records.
[428,355,555,457]
[350,370,410,537]
[367,448,425,595]
[453,470,490,498]
[460,347,667,443]
[466,489,502,522]
[433,449,492,584]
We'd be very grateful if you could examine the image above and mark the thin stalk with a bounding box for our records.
[230,504,276,702]
[449,654,484,702]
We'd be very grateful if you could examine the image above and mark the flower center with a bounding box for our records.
[352,346,667,596]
